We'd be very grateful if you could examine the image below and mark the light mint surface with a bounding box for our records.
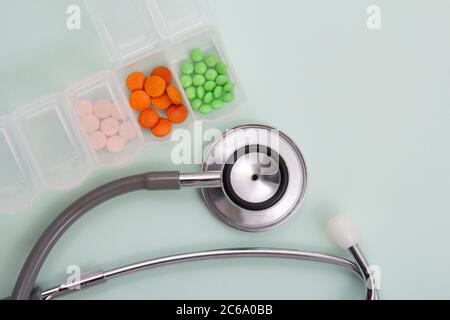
[0,0,449,300]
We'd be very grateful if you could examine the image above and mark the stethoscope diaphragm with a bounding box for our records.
[202,124,308,232]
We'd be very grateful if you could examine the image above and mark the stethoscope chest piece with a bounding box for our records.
[202,125,308,232]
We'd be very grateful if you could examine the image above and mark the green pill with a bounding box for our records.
[212,99,224,109]
[196,86,206,99]
[213,86,223,99]
[216,63,228,74]
[223,92,235,103]
[181,61,194,75]
[216,75,229,86]
[193,74,206,87]
[191,99,202,110]
[205,54,219,67]
[204,81,216,92]
[180,75,193,88]
[223,83,235,92]
[203,92,214,104]
[194,62,207,75]
[191,48,204,62]
[205,69,218,81]
[199,104,212,114]
[185,87,197,100]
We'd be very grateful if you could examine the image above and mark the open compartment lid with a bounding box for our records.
[85,0,210,62]
[13,94,93,191]
[0,116,41,214]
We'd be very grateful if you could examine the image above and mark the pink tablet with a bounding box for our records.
[107,136,125,153]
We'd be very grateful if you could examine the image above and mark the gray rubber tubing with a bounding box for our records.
[10,172,181,300]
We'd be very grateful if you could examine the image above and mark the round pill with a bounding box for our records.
[194,62,207,75]
[107,136,126,153]
[89,131,107,151]
[94,99,112,118]
[75,100,94,117]
[129,90,151,111]
[191,48,204,62]
[223,83,235,92]
[204,81,216,92]
[167,84,183,105]
[203,92,214,104]
[223,92,235,103]
[185,87,196,100]
[180,75,193,88]
[213,86,223,99]
[199,105,212,114]
[152,94,172,110]
[193,75,206,87]
[151,66,172,85]
[119,122,137,141]
[205,54,219,68]
[216,63,228,75]
[127,72,146,92]
[191,99,202,110]
[212,99,224,110]
[101,118,120,137]
[139,108,160,129]
[205,69,218,81]
[197,87,206,100]
[216,75,229,86]
[152,118,172,138]
[145,76,166,97]
[181,61,194,75]
[83,115,100,133]
[166,104,188,124]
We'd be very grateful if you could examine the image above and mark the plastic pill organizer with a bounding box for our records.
[0,0,245,214]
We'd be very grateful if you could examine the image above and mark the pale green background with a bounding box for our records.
[0,0,449,300]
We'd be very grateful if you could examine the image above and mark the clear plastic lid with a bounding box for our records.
[13,94,93,191]
[0,116,40,213]
[85,0,210,62]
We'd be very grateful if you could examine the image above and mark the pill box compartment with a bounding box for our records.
[65,71,145,167]
[166,27,245,121]
[85,0,210,62]
[13,95,93,191]
[115,51,195,144]
[0,117,41,213]
[86,0,245,123]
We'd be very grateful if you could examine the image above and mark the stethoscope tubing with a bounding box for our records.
[8,171,378,300]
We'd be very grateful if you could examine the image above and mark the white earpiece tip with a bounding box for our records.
[326,214,359,249]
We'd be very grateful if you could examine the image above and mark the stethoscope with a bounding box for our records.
[7,124,379,300]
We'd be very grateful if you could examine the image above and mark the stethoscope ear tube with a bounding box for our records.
[36,247,377,300]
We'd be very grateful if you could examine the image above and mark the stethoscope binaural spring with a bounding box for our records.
[7,124,379,300]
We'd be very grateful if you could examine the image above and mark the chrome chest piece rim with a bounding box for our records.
[201,124,308,232]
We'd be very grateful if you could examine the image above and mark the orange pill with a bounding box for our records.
[129,90,151,111]
[145,76,166,98]
[127,72,146,92]
[167,104,188,124]
[152,118,172,137]
[151,66,172,85]
[166,84,183,105]
[152,94,172,110]
[138,108,160,129]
